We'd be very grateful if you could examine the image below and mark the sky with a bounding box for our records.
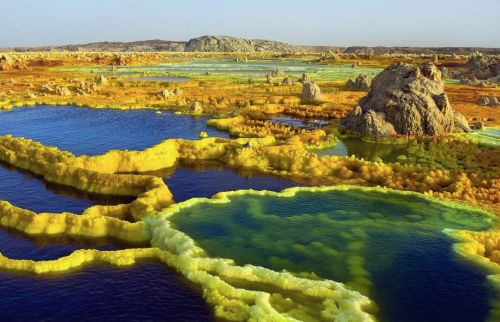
[1,0,499,48]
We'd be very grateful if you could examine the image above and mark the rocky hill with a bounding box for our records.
[1,36,499,54]
[0,39,187,53]
[345,46,500,55]
[185,35,311,53]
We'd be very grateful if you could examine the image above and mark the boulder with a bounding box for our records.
[267,74,274,84]
[41,84,53,93]
[472,121,484,131]
[173,87,183,96]
[98,75,108,85]
[157,89,173,99]
[271,69,285,77]
[341,62,468,137]
[490,96,500,107]
[78,80,101,94]
[355,74,371,89]
[302,82,322,100]
[476,97,490,105]
[25,92,36,99]
[346,74,371,90]
[301,73,311,84]
[282,77,294,85]
[191,102,203,112]
[438,66,450,79]
[346,79,357,88]
[56,86,71,96]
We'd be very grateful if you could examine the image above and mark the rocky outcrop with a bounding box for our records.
[25,92,36,99]
[282,77,294,85]
[438,66,450,79]
[56,86,71,96]
[267,74,274,84]
[191,102,202,112]
[472,122,484,131]
[98,75,108,85]
[490,97,500,107]
[346,74,371,90]
[185,36,306,53]
[78,80,101,94]
[302,82,322,100]
[344,47,375,55]
[157,89,173,99]
[271,69,285,77]
[476,97,489,105]
[186,36,255,52]
[460,56,498,80]
[341,63,470,137]
[301,73,311,84]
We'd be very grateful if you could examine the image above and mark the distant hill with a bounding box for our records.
[344,46,500,55]
[0,39,187,53]
[1,36,499,55]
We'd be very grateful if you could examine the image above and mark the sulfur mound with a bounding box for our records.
[341,62,471,137]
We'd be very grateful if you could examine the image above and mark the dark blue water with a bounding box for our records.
[143,159,318,202]
[0,160,134,214]
[0,262,214,322]
[373,235,492,322]
[0,106,229,156]
[0,226,122,261]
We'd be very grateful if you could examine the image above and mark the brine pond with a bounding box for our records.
[65,60,383,82]
[0,106,229,156]
[269,116,411,163]
[169,187,499,322]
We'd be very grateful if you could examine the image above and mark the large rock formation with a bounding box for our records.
[341,63,470,137]
[302,82,322,100]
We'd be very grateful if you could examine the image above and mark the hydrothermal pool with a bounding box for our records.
[168,187,498,321]
[67,60,383,82]
[0,262,214,321]
[0,106,229,156]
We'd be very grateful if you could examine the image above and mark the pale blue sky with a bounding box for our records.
[2,0,499,47]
